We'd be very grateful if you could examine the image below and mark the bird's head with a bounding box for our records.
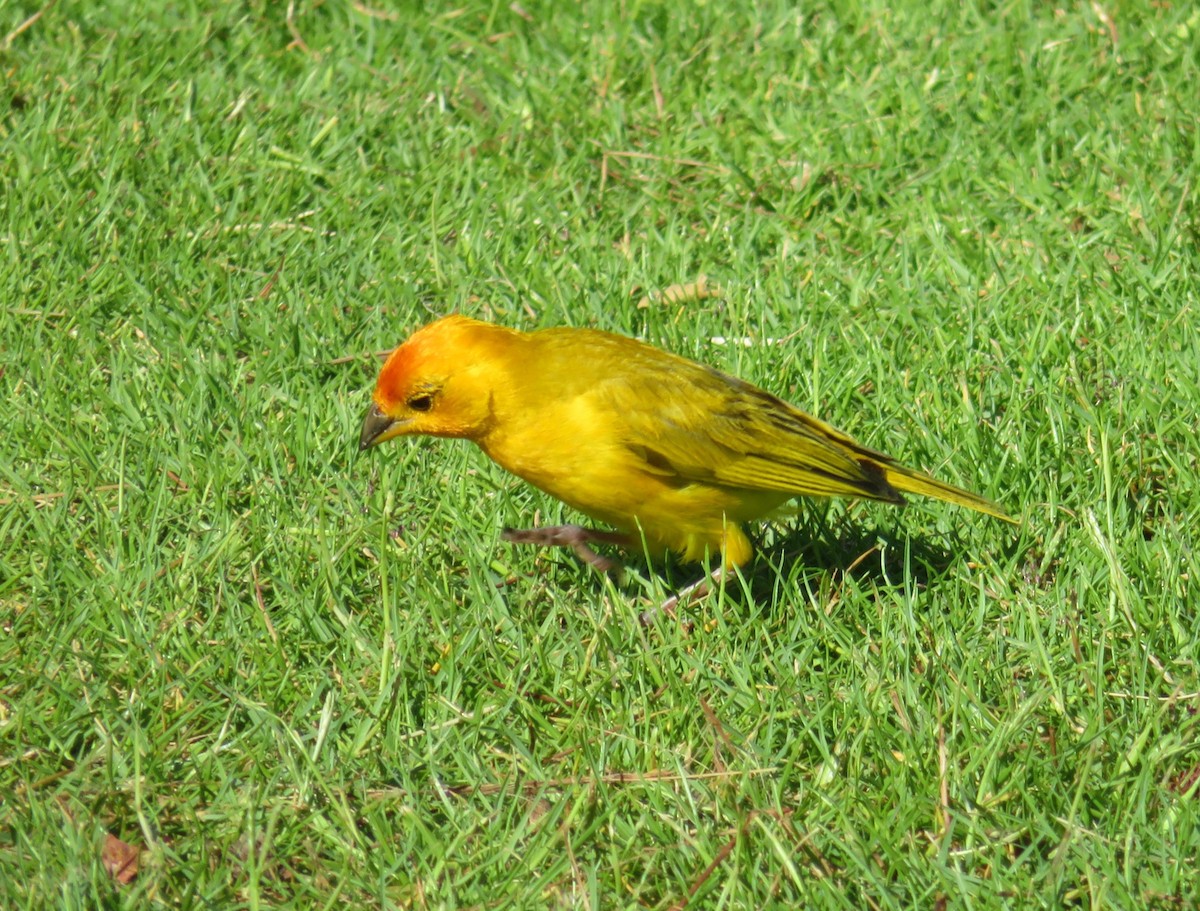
[359,315,502,450]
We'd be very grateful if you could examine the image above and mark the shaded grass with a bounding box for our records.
[2,0,1199,908]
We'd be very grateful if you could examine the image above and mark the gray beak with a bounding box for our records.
[359,402,397,451]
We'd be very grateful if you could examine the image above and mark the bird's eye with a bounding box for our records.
[408,394,434,412]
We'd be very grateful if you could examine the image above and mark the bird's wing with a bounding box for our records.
[598,358,903,503]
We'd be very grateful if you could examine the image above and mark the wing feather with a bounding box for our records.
[586,346,903,503]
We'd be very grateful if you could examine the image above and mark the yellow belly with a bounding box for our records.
[479,428,782,567]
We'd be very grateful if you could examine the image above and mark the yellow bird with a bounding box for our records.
[360,315,1014,573]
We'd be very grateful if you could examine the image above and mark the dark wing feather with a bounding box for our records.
[585,339,903,503]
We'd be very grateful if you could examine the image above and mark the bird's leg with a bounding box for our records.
[501,525,628,576]
[641,566,726,626]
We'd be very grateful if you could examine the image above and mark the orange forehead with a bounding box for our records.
[373,318,459,406]
[375,338,420,405]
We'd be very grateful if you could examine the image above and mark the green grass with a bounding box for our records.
[3,0,1198,907]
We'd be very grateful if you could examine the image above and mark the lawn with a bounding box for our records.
[2,1,1198,908]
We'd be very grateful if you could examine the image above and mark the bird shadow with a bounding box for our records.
[650,508,982,614]
[775,515,955,585]
[503,508,1004,620]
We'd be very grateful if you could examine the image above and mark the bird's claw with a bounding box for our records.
[638,568,724,629]
[502,525,626,577]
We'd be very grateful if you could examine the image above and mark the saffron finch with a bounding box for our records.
[360,315,1014,573]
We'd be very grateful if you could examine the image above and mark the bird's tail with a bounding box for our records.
[883,463,1017,524]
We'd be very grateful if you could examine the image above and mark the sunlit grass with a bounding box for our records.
[2,1,1198,907]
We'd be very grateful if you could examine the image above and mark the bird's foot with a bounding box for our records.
[639,567,726,628]
[501,525,627,576]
